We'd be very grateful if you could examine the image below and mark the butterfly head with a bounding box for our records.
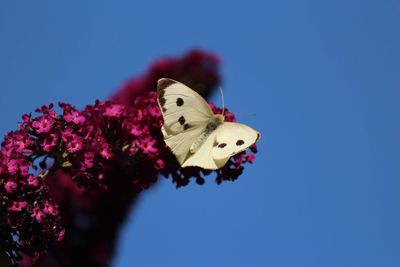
[204,115,224,134]
[214,114,225,123]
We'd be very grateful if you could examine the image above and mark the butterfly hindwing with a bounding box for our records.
[181,130,230,169]
[161,125,206,165]
[212,122,260,160]
[157,78,213,134]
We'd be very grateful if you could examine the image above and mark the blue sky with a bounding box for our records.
[1,1,400,266]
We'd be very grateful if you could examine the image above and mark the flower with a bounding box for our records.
[139,137,158,155]
[6,159,20,175]
[27,175,39,187]
[104,105,124,118]
[66,138,83,153]
[39,133,59,152]
[32,115,54,133]
[4,180,17,193]
[43,200,58,216]
[9,201,28,212]
[128,124,143,136]
[31,206,45,223]
[83,152,95,169]
[0,49,258,266]
[57,229,65,241]
[64,110,86,125]
[100,144,113,159]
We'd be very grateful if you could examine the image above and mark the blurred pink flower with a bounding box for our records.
[9,201,28,212]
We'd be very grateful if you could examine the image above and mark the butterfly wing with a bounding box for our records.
[157,78,214,134]
[161,124,206,165]
[212,122,260,161]
[157,78,261,170]
[181,130,230,170]
[157,78,215,165]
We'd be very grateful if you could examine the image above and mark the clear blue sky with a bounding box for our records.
[1,1,400,266]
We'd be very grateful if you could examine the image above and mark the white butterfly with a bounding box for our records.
[157,78,260,170]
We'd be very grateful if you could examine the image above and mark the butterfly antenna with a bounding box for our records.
[219,86,225,116]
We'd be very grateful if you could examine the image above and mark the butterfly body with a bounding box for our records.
[157,78,260,170]
[190,115,224,153]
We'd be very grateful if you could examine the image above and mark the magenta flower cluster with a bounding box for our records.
[0,50,258,266]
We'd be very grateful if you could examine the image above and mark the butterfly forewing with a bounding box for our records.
[212,122,260,160]
[157,78,213,134]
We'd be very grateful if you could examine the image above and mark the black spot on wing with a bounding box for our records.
[158,78,176,92]
[183,124,191,130]
[159,97,166,107]
[236,140,245,146]
[178,116,186,125]
[218,143,227,148]
[176,98,184,106]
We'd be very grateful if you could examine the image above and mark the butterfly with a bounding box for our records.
[157,78,260,170]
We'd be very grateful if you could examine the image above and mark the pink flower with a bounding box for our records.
[140,137,158,154]
[61,127,75,142]
[7,159,19,174]
[100,146,112,159]
[84,152,95,168]
[22,113,31,123]
[9,201,28,212]
[129,124,143,136]
[12,132,31,153]
[104,105,124,118]
[19,162,29,176]
[43,200,58,216]
[244,154,255,163]
[31,207,45,223]
[66,138,83,153]
[27,175,39,187]
[62,127,83,153]
[32,115,54,133]
[4,180,17,193]
[39,133,59,152]
[149,106,161,117]
[64,110,86,125]
[57,229,65,241]
[156,159,165,169]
